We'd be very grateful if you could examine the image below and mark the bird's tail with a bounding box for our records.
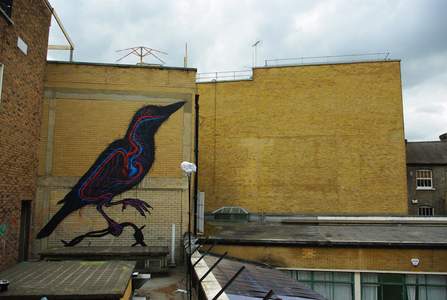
[36,192,83,239]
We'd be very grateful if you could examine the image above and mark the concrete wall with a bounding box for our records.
[209,244,447,273]
[198,61,408,215]
[33,62,196,262]
[407,165,447,215]
[0,0,51,270]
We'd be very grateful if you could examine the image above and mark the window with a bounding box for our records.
[0,0,13,20]
[416,170,433,190]
[0,63,4,104]
[362,273,447,300]
[418,206,434,217]
[286,270,354,300]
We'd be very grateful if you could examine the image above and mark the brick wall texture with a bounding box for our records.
[198,61,408,215]
[209,245,447,273]
[33,62,196,262]
[0,0,51,271]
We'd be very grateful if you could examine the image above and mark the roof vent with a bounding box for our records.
[440,133,447,142]
[212,206,249,221]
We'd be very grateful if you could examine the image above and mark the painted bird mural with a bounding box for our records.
[37,101,185,239]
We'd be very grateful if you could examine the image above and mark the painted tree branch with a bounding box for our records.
[61,222,147,247]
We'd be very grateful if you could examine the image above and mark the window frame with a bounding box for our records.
[361,273,447,300]
[415,169,434,190]
[418,206,434,217]
[287,270,355,300]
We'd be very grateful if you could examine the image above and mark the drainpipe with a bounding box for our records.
[170,224,176,266]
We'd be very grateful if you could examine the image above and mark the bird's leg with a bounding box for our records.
[96,203,124,236]
[105,198,152,217]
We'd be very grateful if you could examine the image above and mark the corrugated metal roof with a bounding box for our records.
[0,260,134,299]
[406,141,447,165]
[204,255,326,300]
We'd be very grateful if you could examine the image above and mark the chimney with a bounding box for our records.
[440,133,447,142]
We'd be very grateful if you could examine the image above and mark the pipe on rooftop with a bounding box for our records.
[42,0,75,61]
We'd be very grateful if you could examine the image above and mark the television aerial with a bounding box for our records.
[252,40,262,67]
[116,46,167,65]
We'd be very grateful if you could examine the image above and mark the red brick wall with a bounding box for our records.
[0,0,51,270]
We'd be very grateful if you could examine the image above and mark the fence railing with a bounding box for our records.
[196,69,252,83]
[264,52,391,67]
[196,53,391,82]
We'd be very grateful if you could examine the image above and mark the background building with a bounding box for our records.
[0,0,51,271]
[202,220,447,300]
[32,61,197,263]
[198,61,408,217]
[197,61,447,300]
[406,133,447,216]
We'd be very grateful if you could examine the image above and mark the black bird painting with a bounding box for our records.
[36,101,185,240]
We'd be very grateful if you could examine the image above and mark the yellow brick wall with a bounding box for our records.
[210,245,447,273]
[46,99,183,178]
[44,188,184,248]
[198,61,408,215]
[33,62,196,258]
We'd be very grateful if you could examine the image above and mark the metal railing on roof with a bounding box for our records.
[196,70,252,83]
[264,52,391,67]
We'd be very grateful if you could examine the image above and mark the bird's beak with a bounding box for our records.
[162,101,185,118]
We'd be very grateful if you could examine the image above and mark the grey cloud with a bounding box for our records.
[47,0,447,140]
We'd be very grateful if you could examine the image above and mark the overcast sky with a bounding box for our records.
[47,0,447,141]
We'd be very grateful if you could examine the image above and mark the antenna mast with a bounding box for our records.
[116,46,168,65]
[184,43,188,68]
[252,40,261,67]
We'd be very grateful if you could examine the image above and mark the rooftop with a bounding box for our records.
[47,60,197,72]
[196,53,398,83]
[0,260,134,299]
[202,222,447,248]
[407,140,447,165]
[193,252,325,300]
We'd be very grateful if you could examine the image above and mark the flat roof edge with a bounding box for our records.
[407,163,447,166]
[255,59,401,70]
[46,60,197,72]
[196,78,253,84]
[200,238,447,249]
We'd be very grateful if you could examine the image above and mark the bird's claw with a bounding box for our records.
[120,198,152,217]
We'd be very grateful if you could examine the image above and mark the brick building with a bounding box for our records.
[198,61,408,216]
[1,3,446,298]
[0,0,51,270]
[406,133,447,216]
[32,61,197,263]
[197,61,447,300]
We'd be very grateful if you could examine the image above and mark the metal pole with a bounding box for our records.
[43,0,75,56]
[263,289,274,299]
[184,43,188,68]
[188,174,192,300]
[193,94,200,235]
[199,252,228,282]
[212,266,245,300]
[254,45,257,67]
[170,224,176,265]
[192,244,216,267]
